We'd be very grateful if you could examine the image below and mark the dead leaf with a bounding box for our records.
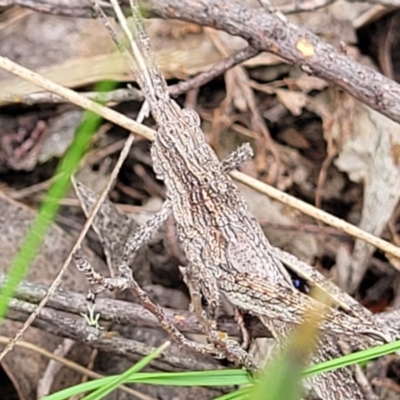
[276,89,308,116]
[294,74,328,92]
[278,128,310,150]
[333,95,400,292]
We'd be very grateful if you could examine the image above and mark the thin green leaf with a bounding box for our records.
[81,341,171,400]
[305,338,400,377]
[124,369,252,386]
[42,369,251,400]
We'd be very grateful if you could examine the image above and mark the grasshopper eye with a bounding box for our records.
[202,175,212,185]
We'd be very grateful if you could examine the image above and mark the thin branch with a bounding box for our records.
[169,46,259,97]
[5,274,269,338]
[5,0,398,16]
[11,87,144,106]
[8,298,217,372]
[6,273,400,346]
[0,0,112,18]
[6,45,258,106]
[38,338,75,398]
[231,170,400,260]
[277,0,335,14]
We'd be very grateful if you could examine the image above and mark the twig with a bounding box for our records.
[5,45,258,106]
[3,0,400,16]
[4,274,268,338]
[6,272,400,337]
[37,338,76,398]
[277,0,336,14]
[0,0,113,18]
[8,298,217,371]
[11,87,144,105]
[169,46,259,97]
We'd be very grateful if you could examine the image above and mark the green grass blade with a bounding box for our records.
[305,338,400,377]
[81,341,170,400]
[42,369,251,400]
[42,378,113,400]
[123,369,252,386]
